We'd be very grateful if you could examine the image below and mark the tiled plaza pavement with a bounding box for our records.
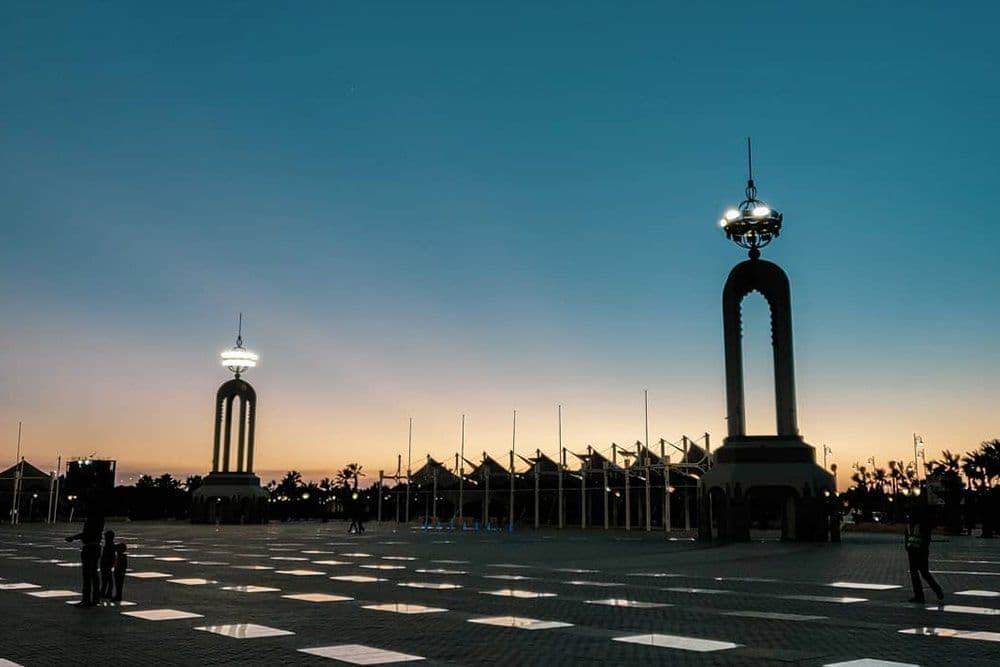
[2,524,999,666]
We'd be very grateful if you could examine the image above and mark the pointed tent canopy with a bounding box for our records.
[0,460,51,482]
[529,451,562,473]
[469,454,513,479]
[410,456,460,488]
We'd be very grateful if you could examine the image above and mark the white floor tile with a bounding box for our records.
[723,611,826,621]
[362,603,447,614]
[195,623,294,638]
[585,598,670,608]
[26,589,78,598]
[926,604,1000,616]
[168,578,217,586]
[298,644,424,664]
[829,582,902,591]
[398,582,462,590]
[468,615,572,630]
[220,585,281,593]
[824,660,919,667]
[276,569,326,576]
[282,593,353,602]
[330,575,388,583]
[783,595,867,604]
[955,590,1000,598]
[127,572,172,579]
[613,633,740,652]
[0,583,40,590]
[481,588,556,599]
[123,608,204,621]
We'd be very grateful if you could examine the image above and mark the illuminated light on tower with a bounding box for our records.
[718,137,784,260]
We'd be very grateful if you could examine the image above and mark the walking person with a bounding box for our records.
[905,504,945,604]
[65,495,105,607]
[99,530,116,600]
[112,543,128,603]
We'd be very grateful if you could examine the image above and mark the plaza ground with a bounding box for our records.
[1,523,999,666]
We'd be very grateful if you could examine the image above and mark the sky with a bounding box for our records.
[2,2,998,486]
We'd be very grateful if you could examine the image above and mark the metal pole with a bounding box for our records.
[557,406,564,529]
[624,452,631,531]
[378,470,384,524]
[533,454,540,529]
[395,454,401,525]
[602,462,609,530]
[665,455,672,534]
[11,422,23,525]
[483,457,489,530]
[458,414,465,527]
[53,456,61,523]
[581,458,586,529]
[683,436,691,531]
[432,468,438,527]
[509,409,516,532]
[405,418,413,524]
[46,471,55,524]
[644,391,651,531]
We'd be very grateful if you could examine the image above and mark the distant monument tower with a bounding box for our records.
[699,140,835,542]
[191,315,268,524]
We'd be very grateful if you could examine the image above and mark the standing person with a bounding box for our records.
[99,530,116,600]
[65,495,105,607]
[112,543,128,603]
[905,504,945,603]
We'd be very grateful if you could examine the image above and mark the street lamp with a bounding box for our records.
[220,313,258,379]
[718,138,783,260]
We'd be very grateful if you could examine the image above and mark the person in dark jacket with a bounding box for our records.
[99,530,116,599]
[65,498,105,607]
[112,543,128,602]
[905,505,945,603]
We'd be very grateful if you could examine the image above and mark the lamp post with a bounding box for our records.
[823,445,832,470]
[913,434,925,480]
[718,138,784,261]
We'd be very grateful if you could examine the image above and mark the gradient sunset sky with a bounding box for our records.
[2,2,998,484]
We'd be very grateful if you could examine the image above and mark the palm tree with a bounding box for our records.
[335,463,365,490]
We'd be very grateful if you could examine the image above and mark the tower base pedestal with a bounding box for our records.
[698,437,837,542]
[191,472,268,524]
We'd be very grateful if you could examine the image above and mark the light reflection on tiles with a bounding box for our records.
[123,608,204,621]
[926,604,1000,616]
[829,582,901,591]
[155,556,187,562]
[362,603,448,614]
[554,568,599,574]
[398,582,462,590]
[563,580,623,587]
[270,556,309,561]
[127,572,172,579]
[627,572,682,578]
[612,633,740,652]
[824,660,919,667]
[275,569,326,576]
[955,590,1000,598]
[342,552,373,558]
[664,587,731,595]
[298,644,424,664]
[282,593,353,603]
[26,589,78,598]
[195,623,294,638]
[432,559,469,564]
[898,626,964,637]
[330,575,388,583]
[468,615,572,630]
[482,589,556,599]
[56,563,81,568]
[232,565,274,570]
[484,574,533,581]
[381,556,417,561]
[415,568,466,575]
[312,560,353,566]
[586,598,670,608]
[783,595,868,604]
[168,578,217,586]
[220,585,281,593]
[723,610,827,621]
[360,564,406,570]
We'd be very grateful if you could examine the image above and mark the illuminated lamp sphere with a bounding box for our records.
[221,345,258,377]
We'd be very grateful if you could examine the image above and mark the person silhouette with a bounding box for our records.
[905,504,945,603]
[99,530,116,600]
[112,543,128,602]
[65,494,105,607]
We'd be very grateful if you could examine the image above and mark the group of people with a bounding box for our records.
[65,500,128,606]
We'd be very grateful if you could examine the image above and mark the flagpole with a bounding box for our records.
[405,418,412,524]
[509,409,516,533]
[11,422,23,525]
[458,414,465,528]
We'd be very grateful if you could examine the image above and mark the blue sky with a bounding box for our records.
[2,2,997,480]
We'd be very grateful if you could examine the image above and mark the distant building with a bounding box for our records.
[1,460,53,522]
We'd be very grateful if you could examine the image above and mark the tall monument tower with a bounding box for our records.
[699,141,835,542]
[191,316,268,524]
